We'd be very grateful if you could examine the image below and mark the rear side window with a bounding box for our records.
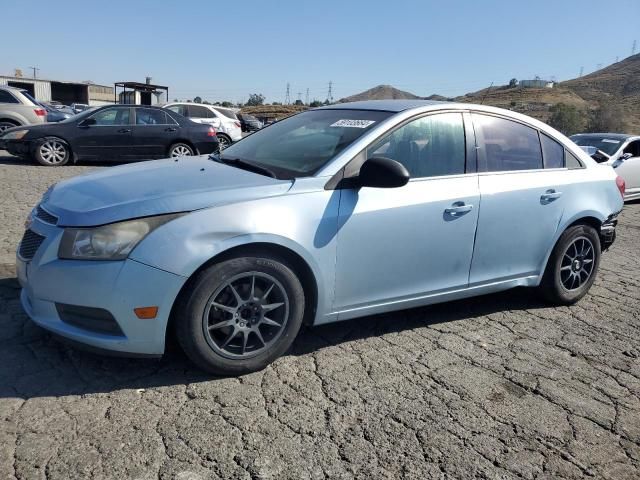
[368,112,466,178]
[0,90,18,104]
[217,108,238,120]
[167,105,187,117]
[188,105,214,118]
[473,114,543,172]
[541,133,565,169]
[565,150,584,169]
[90,108,131,126]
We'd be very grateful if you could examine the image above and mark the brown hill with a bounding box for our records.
[339,85,422,102]
[456,54,640,132]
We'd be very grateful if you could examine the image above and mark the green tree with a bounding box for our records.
[309,100,323,107]
[220,101,234,108]
[246,93,265,106]
[548,103,584,136]
[194,96,202,103]
[508,78,518,88]
[587,104,625,133]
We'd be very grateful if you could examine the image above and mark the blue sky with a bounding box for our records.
[3,0,639,103]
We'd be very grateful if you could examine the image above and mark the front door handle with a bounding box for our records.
[445,202,473,216]
[164,127,177,132]
[541,189,563,203]
[117,128,131,133]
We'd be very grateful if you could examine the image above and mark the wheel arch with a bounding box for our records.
[32,135,75,164]
[538,212,605,284]
[166,241,320,347]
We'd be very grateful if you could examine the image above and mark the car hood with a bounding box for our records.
[42,156,293,227]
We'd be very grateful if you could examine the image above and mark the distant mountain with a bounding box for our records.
[339,85,422,102]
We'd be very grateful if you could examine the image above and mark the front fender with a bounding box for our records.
[129,190,341,323]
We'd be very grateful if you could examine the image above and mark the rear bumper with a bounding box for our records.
[194,141,219,155]
[600,214,619,251]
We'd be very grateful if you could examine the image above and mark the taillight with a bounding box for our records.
[34,108,46,117]
[207,126,217,137]
[616,175,625,198]
[234,121,241,128]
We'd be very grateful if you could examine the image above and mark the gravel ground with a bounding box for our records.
[1,151,639,479]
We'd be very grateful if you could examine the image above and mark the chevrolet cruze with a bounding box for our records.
[17,101,624,375]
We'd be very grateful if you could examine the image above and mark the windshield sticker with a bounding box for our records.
[330,119,376,128]
[601,139,621,144]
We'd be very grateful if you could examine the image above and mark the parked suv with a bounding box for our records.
[0,86,47,133]
[163,102,242,149]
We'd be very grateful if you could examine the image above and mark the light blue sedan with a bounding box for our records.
[17,100,624,374]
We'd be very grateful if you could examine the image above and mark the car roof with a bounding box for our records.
[318,99,449,112]
[571,133,637,140]
[0,85,25,92]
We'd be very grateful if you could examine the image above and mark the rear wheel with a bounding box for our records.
[0,120,19,133]
[176,256,305,375]
[539,224,601,305]
[217,134,231,151]
[33,137,70,166]
[169,142,194,158]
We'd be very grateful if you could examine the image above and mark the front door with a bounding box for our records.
[73,107,133,161]
[469,113,565,285]
[617,139,640,197]
[334,112,480,318]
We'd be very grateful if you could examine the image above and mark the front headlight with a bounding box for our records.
[2,129,29,140]
[58,214,183,260]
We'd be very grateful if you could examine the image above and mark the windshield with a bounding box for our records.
[220,109,392,178]
[571,135,625,156]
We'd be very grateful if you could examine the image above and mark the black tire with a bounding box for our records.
[0,120,20,133]
[33,137,70,166]
[175,255,305,375]
[168,142,194,158]
[539,224,601,305]
[216,133,232,151]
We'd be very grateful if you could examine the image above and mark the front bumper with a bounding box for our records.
[17,218,187,356]
[600,214,618,251]
[4,140,32,157]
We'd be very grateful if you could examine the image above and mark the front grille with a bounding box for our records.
[35,205,58,225]
[19,230,45,260]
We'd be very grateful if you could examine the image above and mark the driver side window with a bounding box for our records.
[368,113,466,178]
[90,108,130,126]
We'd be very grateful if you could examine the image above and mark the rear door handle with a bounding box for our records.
[164,127,177,132]
[445,202,473,216]
[117,128,131,133]
[541,189,563,203]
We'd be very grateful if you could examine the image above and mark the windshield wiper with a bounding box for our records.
[209,154,277,178]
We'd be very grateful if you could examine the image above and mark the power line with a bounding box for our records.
[305,88,309,105]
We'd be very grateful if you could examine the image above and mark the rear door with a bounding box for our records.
[73,107,133,161]
[129,108,180,159]
[469,113,566,285]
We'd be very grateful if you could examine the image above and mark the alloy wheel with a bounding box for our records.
[39,140,67,165]
[217,135,230,151]
[171,145,192,157]
[0,123,15,133]
[560,236,595,290]
[203,272,289,359]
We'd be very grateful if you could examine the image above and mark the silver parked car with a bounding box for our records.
[571,133,640,201]
[17,101,624,375]
[0,86,47,133]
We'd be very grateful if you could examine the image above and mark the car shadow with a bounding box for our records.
[0,273,549,400]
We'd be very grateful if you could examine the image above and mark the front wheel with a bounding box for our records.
[539,224,601,305]
[33,138,70,166]
[176,256,305,375]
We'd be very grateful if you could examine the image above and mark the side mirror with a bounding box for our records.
[621,152,633,161]
[78,117,96,127]
[358,157,410,188]
[591,149,611,164]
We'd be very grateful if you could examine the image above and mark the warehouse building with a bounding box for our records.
[0,73,115,106]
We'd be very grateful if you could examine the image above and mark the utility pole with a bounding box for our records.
[29,66,40,79]
[579,66,584,77]
[327,81,333,103]
[596,63,603,71]
[305,88,309,105]
[285,83,291,105]
[297,92,302,103]
[615,56,619,63]
[632,40,637,56]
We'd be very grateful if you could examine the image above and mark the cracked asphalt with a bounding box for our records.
[1,151,639,479]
